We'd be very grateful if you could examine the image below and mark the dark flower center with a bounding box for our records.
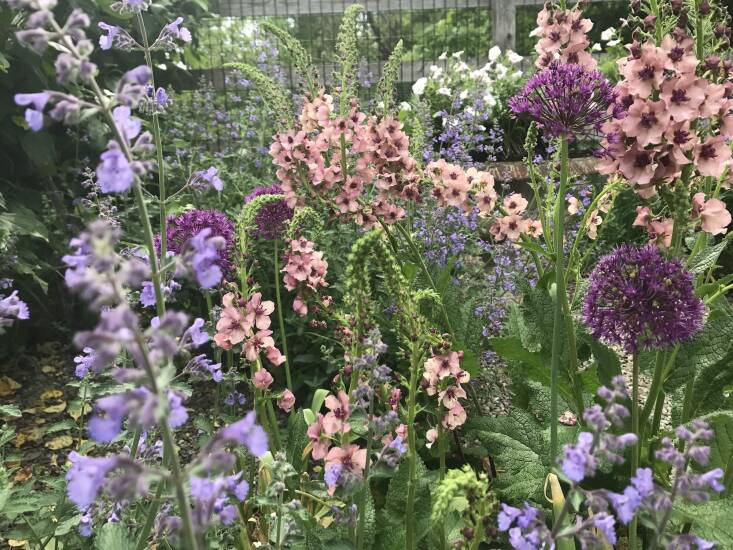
[671,89,688,104]
[638,65,655,80]
[634,152,652,167]
[669,47,684,62]
[673,129,691,145]
[700,144,717,160]
[640,112,658,127]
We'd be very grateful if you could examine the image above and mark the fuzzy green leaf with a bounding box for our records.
[94,522,136,550]
[675,498,733,547]
[688,239,729,274]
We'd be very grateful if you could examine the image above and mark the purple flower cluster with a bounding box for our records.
[158,209,235,277]
[582,244,705,353]
[244,184,294,240]
[0,286,30,334]
[509,61,617,140]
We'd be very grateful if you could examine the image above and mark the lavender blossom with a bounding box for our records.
[96,141,135,193]
[509,61,617,140]
[14,92,50,131]
[582,244,705,353]
[192,166,223,191]
[0,289,30,333]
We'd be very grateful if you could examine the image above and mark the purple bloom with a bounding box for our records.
[165,17,191,43]
[189,474,247,530]
[185,317,210,347]
[0,290,30,334]
[112,105,141,141]
[582,244,704,353]
[98,22,120,50]
[593,513,617,545]
[74,347,97,378]
[193,166,223,192]
[244,184,294,240]
[509,61,616,140]
[190,228,223,289]
[324,463,343,489]
[561,431,597,483]
[184,354,222,382]
[213,411,268,457]
[158,209,235,277]
[65,451,120,509]
[14,92,50,131]
[97,142,135,193]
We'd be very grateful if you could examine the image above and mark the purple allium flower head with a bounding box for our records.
[582,244,704,353]
[97,141,135,193]
[158,209,235,278]
[244,184,293,241]
[508,61,616,140]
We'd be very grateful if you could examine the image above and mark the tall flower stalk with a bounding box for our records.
[510,60,616,459]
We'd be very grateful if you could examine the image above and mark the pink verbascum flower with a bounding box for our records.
[252,368,274,390]
[323,391,351,435]
[306,413,331,460]
[503,193,528,215]
[324,444,367,495]
[246,292,275,330]
[695,136,732,178]
[692,193,732,235]
[278,389,296,412]
[214,292,253,349]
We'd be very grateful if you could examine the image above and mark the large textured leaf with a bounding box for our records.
[0,204,49,240]
[675,498,733,548]
[464,409,547,503]
[94,523,136,550]
[285,410,310,472]
[688,239,729,275]
[665,308,733,393]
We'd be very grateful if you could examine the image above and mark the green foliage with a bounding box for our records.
[335,4,363,109]
[95,522,136,550]
[688,237,730,275]
[223,62,294,128]
[285,207,324,242]
[261,21,319,94]
[376,39,404,113]
[674,498,733,548]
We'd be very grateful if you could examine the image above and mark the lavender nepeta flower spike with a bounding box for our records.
[509,61,616,140]
[582,244,704,353]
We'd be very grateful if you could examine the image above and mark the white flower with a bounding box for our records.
[399,101,411,112]
[437,87,452,96]
[512,70,523,79]
[495,64,508,78]
[455,61,469,73]
[452,50,464,59]
[506,50,524,64]
[412,77,428,96]
[607,38,621,46]
[483,93,497,107]
[591,42,602,52]
[459,90,469,100]
[429,65,443,78]
[488,45,502,62]
[601,27,617,41]
[438,51,448,60]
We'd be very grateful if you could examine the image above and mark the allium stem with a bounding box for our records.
[629,352,640,550]
[405,342,423,550]
[549,136,569,461]
[273,239,292,390]
[136,13,168,264]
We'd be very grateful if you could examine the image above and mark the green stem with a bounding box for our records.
[393,222,454,336]
[438,421,447,550]
[680,374,696,425]
[136,13,167,263]
[639,350,667,429]
[629,353,640,550]
[648,390,666,463]
[549,136,569,461]
[405,343,422,550]
[273,239,293,390]
[356,388,375,550]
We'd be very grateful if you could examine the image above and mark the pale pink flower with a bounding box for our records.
[525,220,543,238]
[586,210,602,240]
[278,389,296,412]
[503,193,528,215]
[324,444,367,493]
[323,391,351,435]
[618,42,665,98]
[695,136,731,178]
[647,218,674,248]
[246,292,275,330]
[621,99,669,146]
[567,196,581,215]
[442,403,467,430]
[500,214,528,242]
[252,368,273,390]
[660,75,705,122]
[660,34,698,75]
[692,193,731,235]
[438,385,467,409]
[700,83,727,118]
[425,428,439,449]
[244,329,275,362]
[618,143,657,188]
[266,346,286,367]
[214,296,254,350]
[633,206,652,227]
[307,413,331,460]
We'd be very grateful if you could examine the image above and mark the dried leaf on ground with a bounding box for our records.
[45,435,73,450]
[0,376,22,397]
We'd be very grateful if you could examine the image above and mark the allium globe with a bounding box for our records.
[157,209,235,275]
[244,184,293,241]
[582,244,704,353]
[509,61,618,140]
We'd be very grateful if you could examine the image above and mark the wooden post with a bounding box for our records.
[491,0,517,51]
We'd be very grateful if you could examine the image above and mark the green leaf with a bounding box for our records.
[95,522,136,550]
[588,338,622,387]
[46,419,76,434]
[0,204,49,240]
[464,409,548,503]
[688,239,729,274]
[285,410,310,471]
[675,498,733,547]
[54,514,81,536]
[310,389,329,413]
[0,404,21,417]
[665,308,733,395]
